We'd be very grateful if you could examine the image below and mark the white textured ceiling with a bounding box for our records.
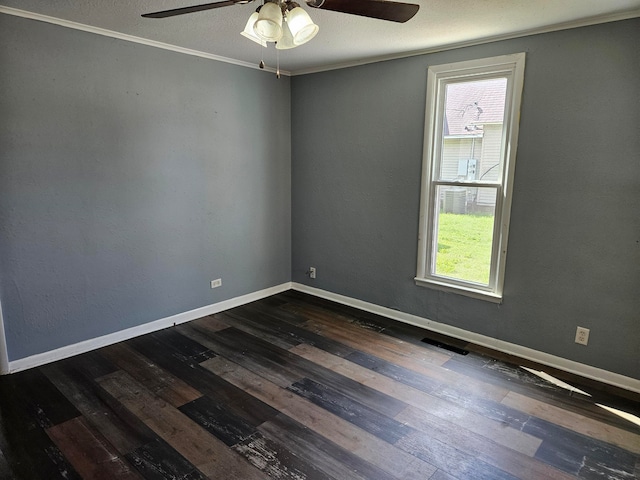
[2,0,639,74]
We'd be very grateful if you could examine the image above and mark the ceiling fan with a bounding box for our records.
[142,0,419,74]
[142,0,420,23]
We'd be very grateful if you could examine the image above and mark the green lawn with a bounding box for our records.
[435,213,495,285]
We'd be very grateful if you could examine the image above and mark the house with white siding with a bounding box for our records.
[441,78,507,213]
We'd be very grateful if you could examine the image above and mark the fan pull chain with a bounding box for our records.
[259,43,265,69]
[276,48,281,79]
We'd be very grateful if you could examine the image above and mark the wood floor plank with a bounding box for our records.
[4,368,81,429]
[259,413,398,480]
[0,419,82,480]
[289,343,543,457]
[339,350,539,436]
[201,356,439,480]
[66,350,120,380]
[149,328,217,363]
[395,405,577,480]
[100,342,202,408]
[299,315,511,403]
[212,327,409,418]
[502,391,640,454]
[42,361,157,456]
[443,356,640,435]
[179,395,333,480]
[219,310,303,350]
[287,377,414,444]
[46,416,142,479]
[523,417,638,479]
[177,322,306,387]
[125,438,208,480]
[178,395,257,447]
[96,370,268,479]
[129,331,281,427]
[234,299,311,328]
[346,349,510,405]
[190,314,232,332]
[233,433,334,480]
[0,371,83,479]
[210,327,316,385]
[298,308,452,367]
[280,292,391,333]
[396,430,520,480]
[182,321,375,421]
[224,305,356,357]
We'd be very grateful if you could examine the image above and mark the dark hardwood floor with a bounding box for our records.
[0,291,638,479]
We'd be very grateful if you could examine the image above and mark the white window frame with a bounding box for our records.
[415,53,526,303]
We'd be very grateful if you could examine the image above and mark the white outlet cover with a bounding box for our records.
[575,327,590,345]
[210,279,222,289]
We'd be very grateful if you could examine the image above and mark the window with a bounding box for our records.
[416,53,525,302]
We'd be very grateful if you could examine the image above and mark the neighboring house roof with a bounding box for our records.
[443,78,507,136]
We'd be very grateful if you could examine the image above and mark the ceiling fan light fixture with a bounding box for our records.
[254,1,283,42]
[241,11,267,46]
[286,5,319,46]
[276,20,296,50]
[142,0,421,76]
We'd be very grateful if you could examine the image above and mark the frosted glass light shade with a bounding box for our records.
[241,12,267,47]
[254,2,283,42]
[276,21,296,50]
[286,6,318,45]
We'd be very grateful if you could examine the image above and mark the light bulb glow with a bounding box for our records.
[286,6,318,45]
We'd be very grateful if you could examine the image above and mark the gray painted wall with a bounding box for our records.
[291,19,640,379]
[1,12,638,381]
[0,14,291,361]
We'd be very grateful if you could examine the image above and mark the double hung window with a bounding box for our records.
[415,53,526,302]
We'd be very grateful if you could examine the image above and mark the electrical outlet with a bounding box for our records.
[308,267,316,279]
[210,278,222,289]
[575,326,590,346]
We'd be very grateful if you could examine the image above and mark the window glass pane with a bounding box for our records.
[438,78,507,182]
[433,186,497,285]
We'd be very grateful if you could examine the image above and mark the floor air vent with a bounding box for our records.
[421,337,469,355]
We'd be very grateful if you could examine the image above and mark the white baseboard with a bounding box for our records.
[291,283,640,394]
[6,281,639,394]
[7,282,292,374]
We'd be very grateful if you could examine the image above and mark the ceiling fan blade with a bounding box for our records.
[306,0,419,23]
[142,0,244,18]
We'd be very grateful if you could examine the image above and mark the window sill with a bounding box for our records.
[414,277,503,304]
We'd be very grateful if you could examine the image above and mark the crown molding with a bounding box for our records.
[291,8,640,75]
[0,6,292,76]
[3,5,638,77]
